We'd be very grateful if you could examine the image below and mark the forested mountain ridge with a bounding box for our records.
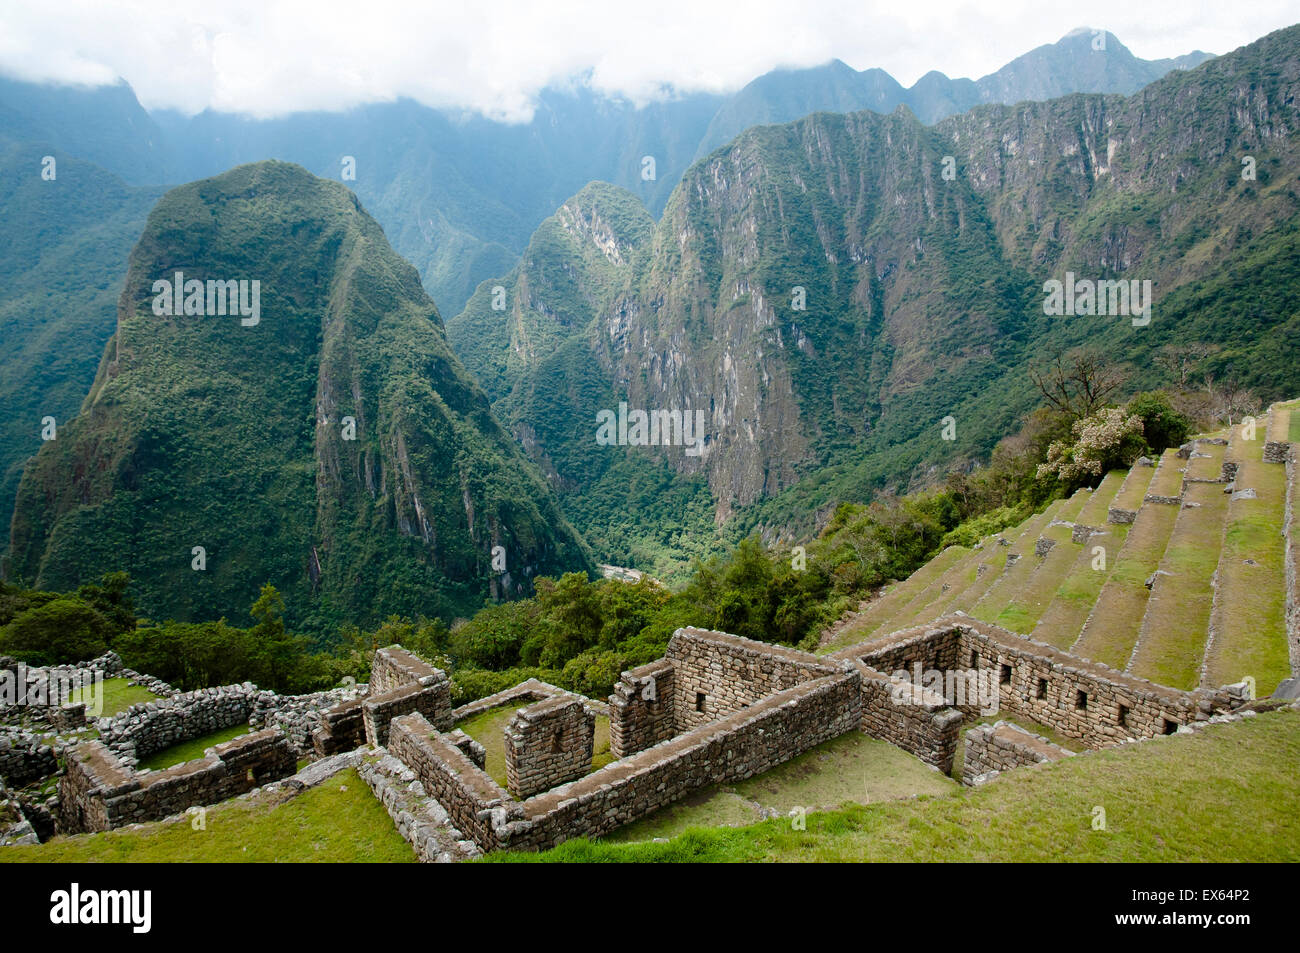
[4,162,591,630]
[457,23,1300,566]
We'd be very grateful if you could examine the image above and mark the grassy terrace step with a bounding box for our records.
[1126,480,1229,689]
[1032,526,1131,650]
[1184,440,1227,483]
[819,545,969,651]
[971,490,1091,631]
[1267,403,1293,444]
[1110,458,1158,513]
[1070,485,1182,669]
[932,502,1067,619]
[1144,448,1186,498]
[888,542,1001,633]
[1030,464,1158,648]
[993,474,1129,634]
[1203,455,1291,694]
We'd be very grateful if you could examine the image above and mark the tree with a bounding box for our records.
[0,597,113,666]
[1125,391,1192,453]
[1037,408,1146,489]
[1029,351,1126,422]
[1155,342,1218,389]
[75,572,136,637]
[248,584,303,692]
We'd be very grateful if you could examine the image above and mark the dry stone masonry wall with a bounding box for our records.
[961,721,1074,785]
[504,696,595,798]
[97,684,257,763]
[58,729,295,833]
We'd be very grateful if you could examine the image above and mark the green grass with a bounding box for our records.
[602,731,955,843]
[1110,461,1157,513]
[1070,501,1179,667]
[136,723,251,772]
[973,494,1087,626]
[819,546,968,651]
[0,767,413,863]
[455,704,612,790]
[1127,481,1228,689]
[1289,410,1300,443]
[1204,458,1291,693]
[942,503,1065,617]
[1031,522,1130,649]
[484,709,1300,862]
[66,677,161,718]
[1145,449,1186,498]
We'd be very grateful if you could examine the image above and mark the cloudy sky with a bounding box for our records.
[1,0,1297,119]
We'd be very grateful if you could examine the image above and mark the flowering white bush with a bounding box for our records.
[1037,408,1145,483]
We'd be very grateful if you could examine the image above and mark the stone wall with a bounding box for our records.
[452,678,607,723]
[387,716,514,850]
[97,684,257,763]
[852,662,965,772]
[961,721,1074,785]
[665,627,842,732]
[504,697,595,799]
[389,664,861,853]
[250,683,368,754]
[313,698,367,757]
[363,679,453,747]
[371,646,442,695]
[835,617,1244,750]
[609,659,676,758]
[58,730,295,833]
[0,728,58,788]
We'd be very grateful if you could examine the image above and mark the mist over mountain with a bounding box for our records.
[0,29,1210,318]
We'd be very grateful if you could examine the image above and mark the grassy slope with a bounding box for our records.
[1127,480,1227,688]
[1,767,412,863]
[486,709,1300,862]
[972,490,1090,629]
[1005,473,1127,634]
[1070,457,1182,667]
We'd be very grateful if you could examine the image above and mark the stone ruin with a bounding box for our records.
[0,617,1278,857]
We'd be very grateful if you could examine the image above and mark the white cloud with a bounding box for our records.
[0,0,1296,119]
